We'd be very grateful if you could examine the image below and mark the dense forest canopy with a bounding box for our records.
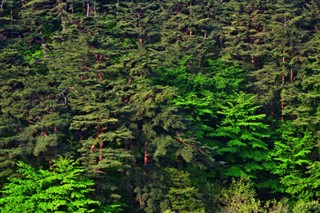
[0,0,319,212]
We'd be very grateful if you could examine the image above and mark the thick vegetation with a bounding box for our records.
[0,0,319,212]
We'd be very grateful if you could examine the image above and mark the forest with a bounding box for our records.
[0,0,319,212]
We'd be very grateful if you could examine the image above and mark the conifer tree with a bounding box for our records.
[156,0,219,68]
[1,0,320,210]
[164,167,205,213]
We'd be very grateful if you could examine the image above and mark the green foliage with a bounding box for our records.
[283,161,320,201]
[271,122,314,196]
[165,168,205,213]
[154,58,244,144]
[0,157,100,212]
[218,178,261,213]
[219,178,292,213]
[214,92,272,180]
[1,0,320,211]
[263,199,290,213]
[293,200,320,213]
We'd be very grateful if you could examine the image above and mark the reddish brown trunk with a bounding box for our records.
[143,144,148,184]
[60,6,66,32]
[98,73,103,80]
[95,54,103,80]
[138,196,143,206]
[290,48,295,121]
[281,74,285,122]
[98,137,103,162]
[90,144,96,153]
[48,160,52,171]
[251,36,255,65]
[290,69,296,121]
[143,141,149,182]
[290,69,293,95]
[281,50,285,122]
[97,62,102,80]
[144,151,148,165]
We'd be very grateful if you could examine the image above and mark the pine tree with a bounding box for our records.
[164,167,205,213]
[42,30,133,204]
[123,77,203,212]
[0,0,76,180]
[1,0,320,210]
[0,0,31,179]
[219,178,261,213]
[155,0,219,69]
[0,48,31,179]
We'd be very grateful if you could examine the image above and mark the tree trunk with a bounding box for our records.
[281,50,285,122]
[86,1,90,16]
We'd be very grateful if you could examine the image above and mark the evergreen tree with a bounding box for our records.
[219,178,261,213]
[165,167,205,213]
[155,0,219,69]
[1,0,320,211]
